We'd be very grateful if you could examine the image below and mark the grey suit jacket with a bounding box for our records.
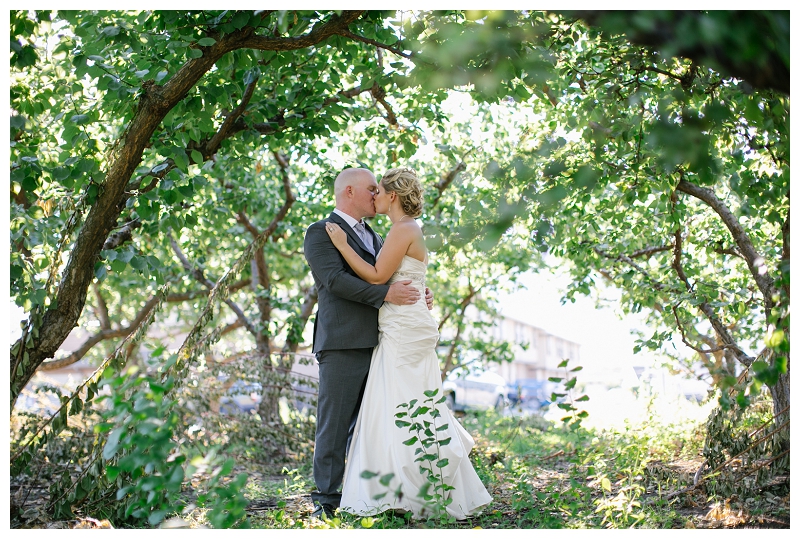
[304,212,389,353]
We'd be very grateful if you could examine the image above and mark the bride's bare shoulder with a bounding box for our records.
[398,218,422,233]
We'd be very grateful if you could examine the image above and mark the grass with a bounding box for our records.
[179,401,776,530]
[12,388,788,529]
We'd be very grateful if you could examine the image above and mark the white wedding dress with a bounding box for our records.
[339,255,492,519]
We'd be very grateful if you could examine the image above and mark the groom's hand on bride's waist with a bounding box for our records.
[385,280,421,305]
[425,287,433,311]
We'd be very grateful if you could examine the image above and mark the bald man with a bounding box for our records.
[303,168,433,519]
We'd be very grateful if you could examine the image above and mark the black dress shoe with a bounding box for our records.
[311,503,336,520]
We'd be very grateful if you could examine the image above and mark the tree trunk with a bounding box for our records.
[768,354,790,454]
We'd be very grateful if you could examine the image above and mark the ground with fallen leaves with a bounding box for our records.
[10,410,789,529]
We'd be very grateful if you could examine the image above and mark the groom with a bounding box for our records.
[303,168,432,519]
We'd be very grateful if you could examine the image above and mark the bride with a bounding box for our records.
[324,167,492,520]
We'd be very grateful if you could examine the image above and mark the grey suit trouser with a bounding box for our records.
[311,347,372,508]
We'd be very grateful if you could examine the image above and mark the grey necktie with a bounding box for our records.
[353,221,375,256]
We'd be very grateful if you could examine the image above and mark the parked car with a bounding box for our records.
[218,376,318,415]
[442,367,507,412]
[218,379,263,414]
[506,378,554,411]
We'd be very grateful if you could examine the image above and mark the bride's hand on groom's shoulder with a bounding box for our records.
[325,222,347,249]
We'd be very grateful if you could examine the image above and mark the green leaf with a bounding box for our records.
[410,406,430,418]
[106,465,121,481]
[417,482,431,498]
[360,470,379,479]
[130,256,147,271]
[402,436,418,446]
[14,45,38,67]
[379,473,395,486]
[197,37,217,47]
[149,510,168,526]
[436,458,449,468]
[103,427,125,460]
[10,115,26,129]
[111,259,127,273]
[232,11,251,29]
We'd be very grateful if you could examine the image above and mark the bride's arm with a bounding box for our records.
[326,222,413,284]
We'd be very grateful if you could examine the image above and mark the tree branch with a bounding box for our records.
[438,285,477,331]
[263,151,297,237]
[91,282,111,330]
[232,11,366,54]
[714,246,745,260]
[221,319,244,336]
[338,29,413,59]
[222,82,379,140]
[204,75,260,158]
[282,285,318,354]
[126,158,176,194]
[643,66,683,82]
[370,84,398,125]
[168,232,258,337]
[248,254,271,340]
[593,245,668,292]
[38,295,161,371]
[431,161,466,210]
[166,279,251,302]
[630,244,674,259]
[781,197,789,300]
[676,178,777,319]
[670,188,754,366]
[672,305,736,355]
[671,226,692,291]
[36,281,253,371]
[102,219,142,251]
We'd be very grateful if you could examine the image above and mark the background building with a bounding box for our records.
[489,314,581,383]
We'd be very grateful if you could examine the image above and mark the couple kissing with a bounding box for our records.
[303,167,491,520]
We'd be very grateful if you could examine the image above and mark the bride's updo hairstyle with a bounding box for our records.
[381,167,424,218]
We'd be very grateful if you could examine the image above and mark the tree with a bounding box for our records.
[10,9,541,430]
[402,10,788,429]
[10,10,425,410]
[10,9,789,518]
